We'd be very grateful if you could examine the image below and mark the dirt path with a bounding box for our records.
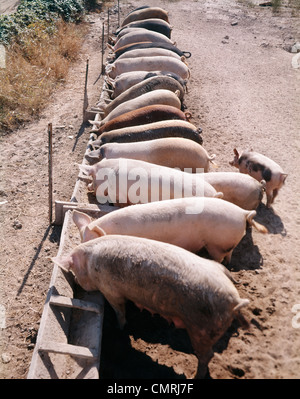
[0,0,20,15]
[1,0,299,379]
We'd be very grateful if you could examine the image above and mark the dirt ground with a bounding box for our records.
[0,0,20,15]
[0,0,300,379]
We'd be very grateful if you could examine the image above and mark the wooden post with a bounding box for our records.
[107,8,110,39]
[101,23,105,74]
[48,123,53,225]
[83,58,89,120]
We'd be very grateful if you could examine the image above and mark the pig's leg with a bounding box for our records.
[223,249,234,265]
[205,244,225,263]
[105,295,127,329]
[187,327,214,379]
[271,188,278,204]
[266,188,273,208]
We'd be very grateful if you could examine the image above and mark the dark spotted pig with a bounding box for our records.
[230,149,287,208]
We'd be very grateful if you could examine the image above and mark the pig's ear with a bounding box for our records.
[51,255,72,272]
[72,210,92,230]
[281,173,288,183]
[78,164,93,176]
[91,226,106,237]
[233,148,239,157]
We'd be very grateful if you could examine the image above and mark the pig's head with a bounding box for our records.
[229,148,240,168]
[84,149,101,164]
[105,63,116,79]
[72,210,106,243]
[78,164,94,177]
[51,247,97,291]
[78,164,95,192]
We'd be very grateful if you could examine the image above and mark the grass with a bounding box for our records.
[0,19,87,133]
[0,0,106,133]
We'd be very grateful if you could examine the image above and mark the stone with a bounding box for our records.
[13,220,22,230]
[259,2,273,6]
[1,353,11,364]
[291,43,300,53]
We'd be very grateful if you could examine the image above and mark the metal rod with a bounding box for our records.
[48,123,53,225]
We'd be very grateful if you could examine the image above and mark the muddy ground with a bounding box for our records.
[0,0,299,379]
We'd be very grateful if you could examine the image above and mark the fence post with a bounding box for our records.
[48,123,53,225]
[101,23,105,74]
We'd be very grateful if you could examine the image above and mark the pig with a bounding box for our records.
[91,105,191,137]
[121,6,169,26]
[78,158,222,207]
[99,75,185,117]
[98,89,182,126]
[109,29,175,52]
[229,149,287,208]
[125,5,150,15]
[203,172,266,210]
[105,71,158,98]
[89,120,203,147]
[52,234,250,378]
[106,56,190,80]
[85,137,216,173]
[111,42,191,61]
[111,27,146,43]
[116,47,182,61]
[106,71,187,99]
[114,18,173,39]
[72,197,268,263]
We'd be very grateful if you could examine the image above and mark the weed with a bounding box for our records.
[0,20,87,132]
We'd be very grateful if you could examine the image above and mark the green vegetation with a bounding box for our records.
[0,0,95,132]
[0,0,86,45]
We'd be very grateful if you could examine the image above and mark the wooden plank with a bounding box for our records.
[27,211,104,379]
[54,200,119,225]
[38,341,98,360]
[50,295,103,314]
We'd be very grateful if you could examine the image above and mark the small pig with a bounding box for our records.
[85,138,217,172]
[72,197,268,263]
[203,172,266,210]
[229,149,287,208]
[79,158,222,207]
[52,235,250,378]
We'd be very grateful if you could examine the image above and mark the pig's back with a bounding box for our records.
[83,235,242,318]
